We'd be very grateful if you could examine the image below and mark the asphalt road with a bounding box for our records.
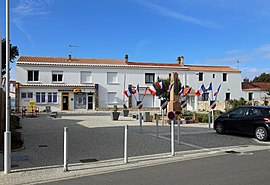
[43,150,270,185]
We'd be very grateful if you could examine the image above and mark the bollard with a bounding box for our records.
[162,109,164,127]
[208,112,211,130]
[124,125,128,163]
[177,118,180,145]
[156,114,159,138]
[139,112,142,134]
[4,131,11,174]
[63,127,68,172]
[171,120,175,156]
[211,109,214,129]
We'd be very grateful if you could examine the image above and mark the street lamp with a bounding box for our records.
[4,0,11,174]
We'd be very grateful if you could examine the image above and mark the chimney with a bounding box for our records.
[177,56,184,65]
[68,54,72,61]
[125,54,128,63]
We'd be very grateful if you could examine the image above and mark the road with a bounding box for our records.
[43,150,270,185]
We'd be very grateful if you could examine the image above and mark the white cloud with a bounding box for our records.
[136,0,220,29]
[11,0,54,53]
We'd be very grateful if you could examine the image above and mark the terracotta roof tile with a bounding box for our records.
[186,65,240,72]
[18,56,126,65]
[242,82,270,91]
[126,61,182,67]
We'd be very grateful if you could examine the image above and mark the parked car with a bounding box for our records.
[214,106,270,141]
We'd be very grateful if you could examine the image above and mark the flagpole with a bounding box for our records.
[4,0,11,174]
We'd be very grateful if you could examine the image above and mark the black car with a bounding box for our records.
[214,106,270,141]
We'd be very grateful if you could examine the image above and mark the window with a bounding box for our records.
[28,70,39,81]
[145,73,155,83]
[213,74,215,78]
[48,92,57,103]
[198,72,203,81]
[245,108,260,117]
[28,92,33,98]
[22,92,33,99]
[108,92,117,104]
[202,93,209,101]
[21,92,26,98]
[107,72,118,84]
[248,92,253,101]
[81,71,92,83]
[52,71,63,82]
[229,107,247,118]
[223,73,227,82]
[36,92,46,103]
[225,92,230,101]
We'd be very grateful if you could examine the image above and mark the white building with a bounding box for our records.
[15,55,242,112]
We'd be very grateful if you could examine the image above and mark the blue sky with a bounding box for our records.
[1,0,270,80]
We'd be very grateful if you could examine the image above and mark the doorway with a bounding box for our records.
[62,93,69,110]
[87,94,94,110]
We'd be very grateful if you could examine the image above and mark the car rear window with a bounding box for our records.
[262,108,270,117]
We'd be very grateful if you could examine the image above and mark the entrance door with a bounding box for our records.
[62,93,69,110]
[88,95,93,110]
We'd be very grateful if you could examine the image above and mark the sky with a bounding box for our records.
[1,0,270,80]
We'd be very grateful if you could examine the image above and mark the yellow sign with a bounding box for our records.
[29,101,36,113]
[73,88,81,93]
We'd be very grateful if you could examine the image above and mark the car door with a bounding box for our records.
[240,108,261,134]
[224,107,247,132]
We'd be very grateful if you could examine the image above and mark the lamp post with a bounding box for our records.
[4,0,11,174]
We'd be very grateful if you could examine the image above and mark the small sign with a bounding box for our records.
[73,88,81,93]
[168,111,175,120]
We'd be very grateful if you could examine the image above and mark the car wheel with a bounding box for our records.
[255,127,268,141]
[215,122,224,134]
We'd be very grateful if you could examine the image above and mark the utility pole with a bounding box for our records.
[4,0,11,174]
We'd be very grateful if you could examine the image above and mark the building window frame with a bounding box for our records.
[81,71,92,83]
[52,71,63,82]
[28,70,39,82]
[145,73,155,83]
[107,72,118,84]
[198,72,203,81]
[225,92,230,101]
[223,73,227,82]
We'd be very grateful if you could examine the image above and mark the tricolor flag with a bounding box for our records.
[207,82,212,91]
[143,87,149,96]
[136,84,139,93]
[201,84,207,93]
[123,86,133,97]
[159,80,165,91]
[184,87,192,96]
[167,83,174,93]
[148,83,157,96]
[155,81,161,89]
[195,89,202,96]
[178,85,185,95]
[214,84,221,96]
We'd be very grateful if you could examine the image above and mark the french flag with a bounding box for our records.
[148,83,157,96]
[143,87,149,96]
[167,83,174,93]
[214,84,221,96]
[195,89,201,96]
[184,87,192,96]
[123,86,133,97]
[207,82,212,91]
[178,85,185,95]
[201,84,207,93]
[136,84,139,93]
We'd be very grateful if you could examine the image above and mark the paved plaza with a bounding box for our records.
[1,112,270,184]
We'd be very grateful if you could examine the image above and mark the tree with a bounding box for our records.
[252,73,270,83]
[1,38,19,76]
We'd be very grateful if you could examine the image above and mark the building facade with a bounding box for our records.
[16,55,242,112]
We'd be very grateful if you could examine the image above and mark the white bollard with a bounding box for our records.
[177,118,180,145]
[156,114,159,138]
[211,109,215,128]
[171,120,175,156]
[124,125,128,163]
[208,112,211,130]
[162,109,164,127]
[63,127,68,172]
[4,131,11,174]
[139,112,142,134]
